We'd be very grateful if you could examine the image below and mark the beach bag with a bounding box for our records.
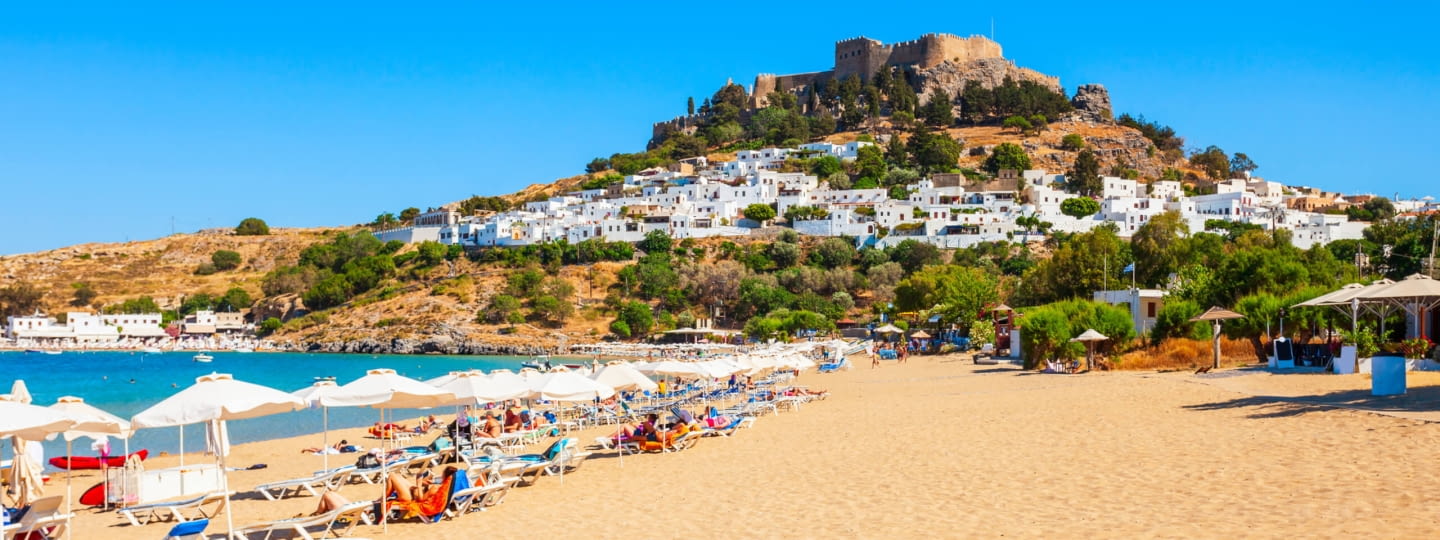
[355,453,381,469]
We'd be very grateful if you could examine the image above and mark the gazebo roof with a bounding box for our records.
[1069,329,1109,342]
[1190,306,1244,322]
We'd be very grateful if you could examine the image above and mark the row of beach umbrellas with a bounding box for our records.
[1,342,850,536]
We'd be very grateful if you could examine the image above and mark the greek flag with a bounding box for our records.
[1122,263,1135,274]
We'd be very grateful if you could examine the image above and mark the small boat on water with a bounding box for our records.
[41,350,62,355]
[141,347,163,354]
[233,347,254,353]
[313,376,336,383]
[521,354,553,371]
[193,353,213,363]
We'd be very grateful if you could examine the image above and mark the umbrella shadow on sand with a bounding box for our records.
[1182,384,1440,419]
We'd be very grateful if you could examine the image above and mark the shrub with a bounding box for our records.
[258,317,282,336]
[235,218,270,236]
[211,250,242,271]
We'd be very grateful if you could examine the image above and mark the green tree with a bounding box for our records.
[399,207,421,222]
[617,301,654,337]
[211,250,242,271]
[907,127,963,174]
[70,282,97,307]
[810,155,843,178]
[1150,300,1210,344]
[983,143,1032,174]
[922,88,954,126]
[216,287,252,312]
[810,238,856,269]
[1129,210,1190,287]
[416,241,447,267]
[609,319,632,338]
[1189,145,1230,180]
[894,265,999,331]
[302,274,351,310]
[373,213,397,229]
[1229,152,1258,177]
[687,96,695,115]
[258,317,282,336]
[743,203,776,224]
[638,229,673,255]
[768,242,802,269]
[234,218,270,236]
[854,145,887,186]
[960,80,993,123]
[1060,197,1101,218]
[1001,115,1032,134]
[1068,149,1102,196]
[888,239,943,274]
[482,294,522,324]
[1061,133,1085,151]
[530,295,572,325]
[506,268,547,298]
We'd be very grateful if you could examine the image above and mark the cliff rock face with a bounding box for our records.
[913,57,1062,103]
[1070,84,1113,123]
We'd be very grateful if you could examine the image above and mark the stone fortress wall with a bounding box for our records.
[654,33,1062,139]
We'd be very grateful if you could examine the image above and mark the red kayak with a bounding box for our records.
[49,449,148,470]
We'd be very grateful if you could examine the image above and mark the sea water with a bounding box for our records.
[0,351,532,470]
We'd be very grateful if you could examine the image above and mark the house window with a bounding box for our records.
[1147,302,1157,318]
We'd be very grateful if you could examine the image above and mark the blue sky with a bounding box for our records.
[2,2,1437,254]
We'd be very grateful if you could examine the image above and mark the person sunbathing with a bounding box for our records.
[480,413,503,439]
[301,439,353,455]
[503,407,523,432]
[310,489,352,516]
[385,469,446,503]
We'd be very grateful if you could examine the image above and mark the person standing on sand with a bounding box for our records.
[869,342,879,369]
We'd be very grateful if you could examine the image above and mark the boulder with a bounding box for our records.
[1070,84,1112,123]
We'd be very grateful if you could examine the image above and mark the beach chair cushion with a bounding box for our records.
[164,518,208,540]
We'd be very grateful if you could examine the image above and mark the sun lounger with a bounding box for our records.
[4,496,72,540]
[231,500,372,540]
[118,490,231,526]
[701,416,754,437]
[817,357,848,373]
[164,518,209,540]
[446,476,521,517]
[254,468,350,501]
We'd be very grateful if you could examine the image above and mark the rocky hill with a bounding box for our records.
[0,228,339,314]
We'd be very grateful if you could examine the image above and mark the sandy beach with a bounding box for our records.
[36,355,1440,539]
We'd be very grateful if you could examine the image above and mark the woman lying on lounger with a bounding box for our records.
[604,413,659,445]
[301,439,356,455]
[307,466,457,516]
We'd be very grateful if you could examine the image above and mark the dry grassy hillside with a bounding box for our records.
[0,228,346,313]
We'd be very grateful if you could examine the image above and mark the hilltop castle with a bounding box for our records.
[652,32,1067,140]
[752,33,1006,105]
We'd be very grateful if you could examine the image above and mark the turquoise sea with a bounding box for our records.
[0,351,533,470]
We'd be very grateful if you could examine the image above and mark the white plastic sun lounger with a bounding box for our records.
[446,476,522,517]
[117,490,232,526]
[253,468,350,501]
[230,500,372,540]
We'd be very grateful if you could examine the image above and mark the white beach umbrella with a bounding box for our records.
[320,368,455,409]
[639,360,706,378]
[1,398,76,509]
[590,363,658,392]
[131,373,304,537]
[436,370,530,404]
[319,368,455,530]
[50,395,134,523]
[292,381,342,471]
[50,396,131,441]
[484,369,532,401]
[531,371,616,402]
